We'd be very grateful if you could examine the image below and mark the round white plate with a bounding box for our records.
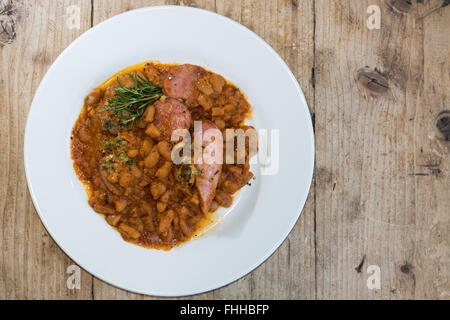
[24,6,314,297]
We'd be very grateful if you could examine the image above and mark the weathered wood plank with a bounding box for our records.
[0,0,93,299]
[314,0,449,299]
[413,3,449,299]
[2,0,447,300]
[91,0,316,300]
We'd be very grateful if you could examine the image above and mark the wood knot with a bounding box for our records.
[436,111,450,141]
[357,67,390,95]
[400,262,413,274]
[388,0,412,14]
[418,0,449,20]
[177,0,198,7]
[0,0,17,47]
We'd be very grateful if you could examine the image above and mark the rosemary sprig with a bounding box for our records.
[102,72,163,127]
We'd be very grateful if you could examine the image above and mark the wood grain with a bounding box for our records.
[0,0,448,299]
[0,0,93,299]
[314,0,449,299]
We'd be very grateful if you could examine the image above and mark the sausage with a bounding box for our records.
[153,97,191,141]
[195,120,223,214]
[163,64,205,107]
[196,163,222,214]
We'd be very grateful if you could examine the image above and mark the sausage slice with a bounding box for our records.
[195,120,223,214]
[153,97,191,141]
[163,64,205,107]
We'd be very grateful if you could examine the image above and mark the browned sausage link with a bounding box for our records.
[163,64,204,107]
[153,98,191,141]
[195,120,223,213]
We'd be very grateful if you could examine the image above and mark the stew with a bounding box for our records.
[71,62,256,250]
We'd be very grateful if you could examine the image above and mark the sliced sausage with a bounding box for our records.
[195,120,223,214]
[163,64,205,107]
[153,97,191,141]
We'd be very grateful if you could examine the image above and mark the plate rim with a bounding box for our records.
[24,5,315,297]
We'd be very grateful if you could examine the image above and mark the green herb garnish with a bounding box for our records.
[101,137,135,170]
[102,137,127,154]
[103,120,117,133]
[175,165,201,187]
[102,73,163,127]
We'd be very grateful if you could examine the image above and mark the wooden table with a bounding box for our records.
[1,0,448,300]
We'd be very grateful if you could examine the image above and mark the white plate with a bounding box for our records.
[24,6,314,297]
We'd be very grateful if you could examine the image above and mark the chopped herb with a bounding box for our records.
[175,165,200,187]
[102,142,113,153]
[125,158,137,165]
[101,137,136,170]
[103,120,117,133]
[102,138,128,154]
